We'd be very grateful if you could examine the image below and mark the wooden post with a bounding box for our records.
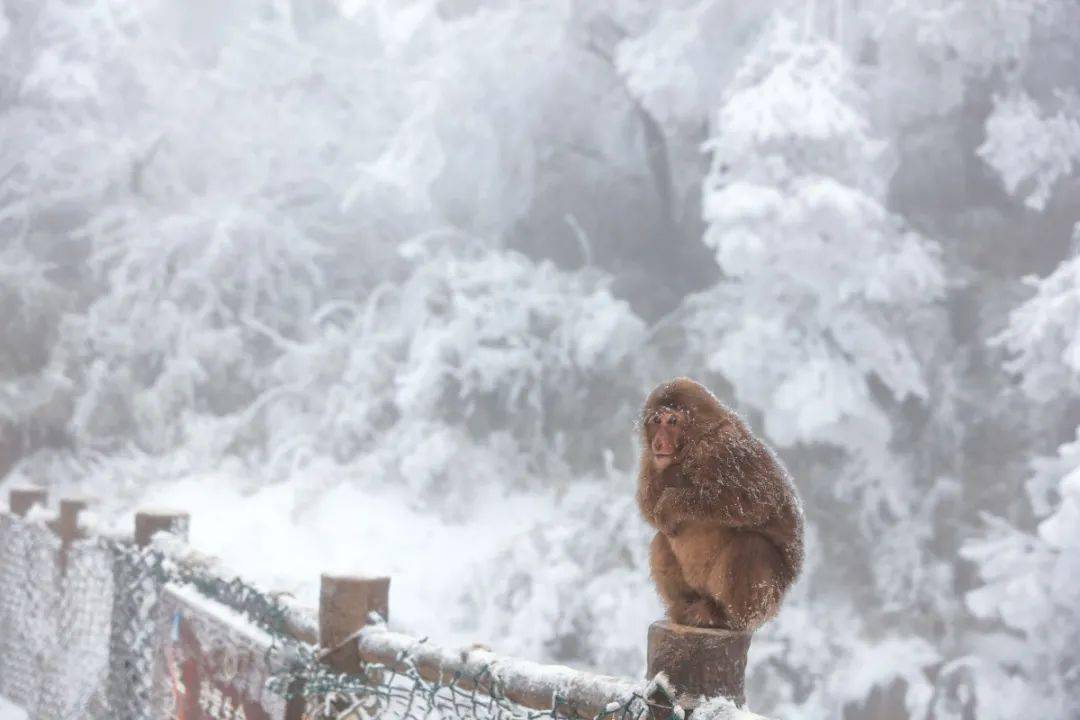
[53,498,88,574]
[646,620,752,709]
[318,574,390,671]
[134,510,190,547]
[8,487,47,517]
[310,575,391,720]
[57,499,87,538]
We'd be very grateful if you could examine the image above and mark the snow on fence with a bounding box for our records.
[0,489,763,720]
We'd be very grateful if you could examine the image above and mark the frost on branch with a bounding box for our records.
[614,2,772,132]
[55,222,326,456]
[0,240,68,431]
[992,241,1080,402]
[978,92,1080,211]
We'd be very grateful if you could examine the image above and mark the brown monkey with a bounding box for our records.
[636,378,803,631]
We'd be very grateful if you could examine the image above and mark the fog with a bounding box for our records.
[1,1,1078,718]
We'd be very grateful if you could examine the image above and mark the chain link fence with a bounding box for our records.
[0,509,679,720]
[0,515,114,719]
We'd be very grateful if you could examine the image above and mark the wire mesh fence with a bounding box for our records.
[290,655,667,720]
[0,514,113,719]
[0,507,678,720]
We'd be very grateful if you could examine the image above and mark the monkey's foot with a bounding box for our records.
[677,599,728,629]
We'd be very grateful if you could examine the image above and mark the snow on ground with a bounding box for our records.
[0,695,26,720]
[120,469,560,651]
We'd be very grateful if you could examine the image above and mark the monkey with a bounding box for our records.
[636,377,804,631]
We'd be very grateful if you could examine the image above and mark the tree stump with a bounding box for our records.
[647,620,752,709]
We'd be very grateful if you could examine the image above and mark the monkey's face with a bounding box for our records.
[647,407,686,471]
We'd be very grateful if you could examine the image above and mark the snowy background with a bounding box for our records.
[1,1,1078,718]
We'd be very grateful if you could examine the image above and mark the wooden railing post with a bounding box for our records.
[646,620,752,710]
[8,487,47,517]
[134,510,190,547]
[58,498,87,534]
[53,497,88,573]
[318,574,390,672]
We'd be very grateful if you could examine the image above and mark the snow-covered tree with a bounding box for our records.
[691,17,944,450]
[959,243,1080,719]
[979,92,1080,212]
[0,238,70,471]
[676,15,955,714]
[258,236,647,505]
[692,14,947,572]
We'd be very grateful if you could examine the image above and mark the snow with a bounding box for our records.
[352,622,645,717]
[165,582,278,652]
[693,696,769,720]
[130,470,563,650]
[0,696,26,720]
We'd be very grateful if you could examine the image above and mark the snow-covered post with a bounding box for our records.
[318,574,390,672]
[52,498,87,574]
[8,488,47,517]
[134,510,190,547]
[647,620,751,709]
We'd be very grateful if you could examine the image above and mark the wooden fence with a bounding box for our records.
[0,487,755,720]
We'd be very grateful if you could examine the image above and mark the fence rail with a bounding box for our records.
[0,488,757,720]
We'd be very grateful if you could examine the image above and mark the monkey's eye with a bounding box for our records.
[667,415,677,425]
[651,415,660,424]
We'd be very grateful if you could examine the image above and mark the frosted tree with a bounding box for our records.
[680,15,950,715]
[992,242,1080,403]
[0,239,70,473]
[33,4,363,459]
[1,0,660,489]
[0,0,408,488]
[258,235,647,502]
[612,0,776,228]
[979,92,1080,211]
[0,0,134,472]
[692,14,945,573]
[958,242,1080,719]
[874,0,1080,213]
[55,222,326,455]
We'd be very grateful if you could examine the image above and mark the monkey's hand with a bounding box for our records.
[654,488,687,537]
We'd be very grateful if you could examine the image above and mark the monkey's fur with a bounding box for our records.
[636,378,804,631]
